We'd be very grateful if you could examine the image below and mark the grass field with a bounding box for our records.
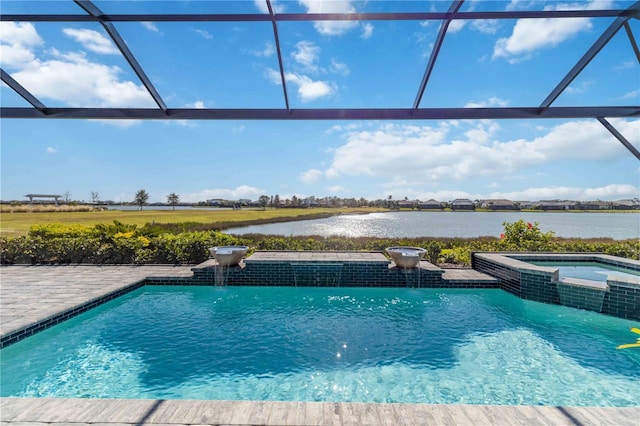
[0,207,384,237]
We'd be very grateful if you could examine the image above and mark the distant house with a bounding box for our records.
[533,200,578,211]
[518,201,534,210]
[612,199,640,210]
[397,199,415,209]
[450,198,475,210]
[480,199,519,210]
[417,199,442,210]
[206,198,225,207]
[579,201,611,210]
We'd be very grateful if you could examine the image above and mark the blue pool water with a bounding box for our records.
[1,287,639,406]
[529,261,640,282]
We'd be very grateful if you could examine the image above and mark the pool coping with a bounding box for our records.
[2,397,640,425]
[1,264,638,425]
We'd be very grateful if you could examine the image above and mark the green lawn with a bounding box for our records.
[0,207,384,237]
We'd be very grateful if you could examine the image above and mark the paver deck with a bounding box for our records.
[0,265,193,343]
[0,265,636,425]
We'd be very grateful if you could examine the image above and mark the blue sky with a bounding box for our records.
[1,0,638,204]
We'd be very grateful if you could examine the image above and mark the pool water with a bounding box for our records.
[1,286,639,406]
[529,261,640,282]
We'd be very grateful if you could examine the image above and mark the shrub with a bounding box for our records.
[498,220,555,251]
[29,223,93,238]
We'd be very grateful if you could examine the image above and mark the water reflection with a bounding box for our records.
[227,211,639,240]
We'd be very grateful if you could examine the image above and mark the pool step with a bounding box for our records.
[441,269,500,287]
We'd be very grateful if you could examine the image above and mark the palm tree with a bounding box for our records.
[134,189,149,210]
[167,192,179,210]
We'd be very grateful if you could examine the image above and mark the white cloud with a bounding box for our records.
[327,185,346,193]
[12,49,154,108]
[181,185,266,203]
[493,0,609,62]
[324,119,639,182]
[615,60,635,70]
[292,41,320,70]
[253,41,275,57]
[289,74,334,101]
[471,19,499,34]
[298,0,359,36]
[330,58,350,76]
[0,22,43,68]
[564,80,594,95]
[187,101,205,108]
[448,20,467,34]
[63,28,119,55]
[485,184,639,202]
[300,169,323,183]
[361,23,374,39]
[254,0,269,13]
[464,96,509,108]
[0,21,42,46]
[1,23,154,110]
[265,68,282,85]
[46,147,57,154]
[254,0,285,13]
[622,90,639,100]
[141,22,160,33]
[193,28,213,39]
[370,184,639,203]
[266,68,335,101]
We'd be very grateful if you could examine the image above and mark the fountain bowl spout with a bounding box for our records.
[209,246,249,267]
[385,246,427,268]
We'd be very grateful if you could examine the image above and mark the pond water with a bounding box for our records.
[226,211,639,240]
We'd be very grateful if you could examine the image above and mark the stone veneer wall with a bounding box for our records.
[602,279,640,320]
[472,255,521,296]
[191,261,446,288]
[557,283,606,313]
[472,252,640,320]
[520,270,560,305]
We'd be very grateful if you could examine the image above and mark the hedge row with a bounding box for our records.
[0,221,638,265]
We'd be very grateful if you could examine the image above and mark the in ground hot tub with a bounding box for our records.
[472,252,640,320]
[385,246,427,268]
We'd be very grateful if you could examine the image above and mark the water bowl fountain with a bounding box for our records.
[209,246,249,267]
[385,246,427,269]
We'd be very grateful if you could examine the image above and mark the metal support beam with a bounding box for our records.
[73,0,168,113]
[413,0,465,109]
[0,69,47,112]
[597,117,640,161]
[266,0,290,111]
[2,106,637,121]
[539,1,640,111]
[3,10,638,23]
[624,22,640,63]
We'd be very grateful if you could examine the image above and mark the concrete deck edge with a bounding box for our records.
[2,397,640,426]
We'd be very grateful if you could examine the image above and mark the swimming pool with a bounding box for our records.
[1,286,638,406]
